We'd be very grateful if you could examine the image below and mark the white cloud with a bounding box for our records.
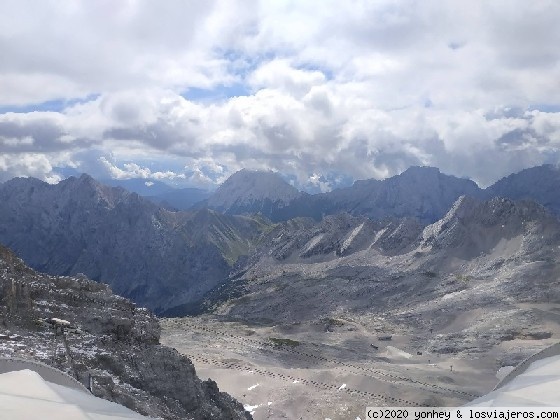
[1,0,560,189]
[99,158,186,181]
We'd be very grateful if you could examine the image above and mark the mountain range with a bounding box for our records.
[0,174,268,313]
[206,194,560,359]
[0,164,559,315]
[200,164,560,223]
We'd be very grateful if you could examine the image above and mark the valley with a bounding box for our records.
[161,310,559,419]
[1,166,560,418]
[3,3,560,417]
[159,192,560,418]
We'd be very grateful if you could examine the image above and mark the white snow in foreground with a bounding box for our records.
[338,383,347,390]
[243,404,260,414]
[0,369,146,419]
[292,380,300,384]
[268,402,272,406]
[467,354,560,406]
[247,383,260,391]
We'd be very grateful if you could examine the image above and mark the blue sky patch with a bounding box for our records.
[0,94,99,114]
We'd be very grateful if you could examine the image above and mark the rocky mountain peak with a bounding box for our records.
[54,173,136,210]
[485,164,560,215]
[399,165,441,178]
[392,165,479,191]
[421,194,557,257]
[207,169,302,215]
[322,166,482,223]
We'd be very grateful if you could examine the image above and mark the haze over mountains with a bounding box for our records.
[0,174,267,313]
[0,164,559,316]
[137,164,560,222]
[1,164,560,417]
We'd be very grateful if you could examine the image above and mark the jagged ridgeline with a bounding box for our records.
[0,174,272,314]
[0,244,251,419]
[210,196,560,340]
[1,165,560,317]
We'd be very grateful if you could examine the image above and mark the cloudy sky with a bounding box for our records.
[1,0,559,191]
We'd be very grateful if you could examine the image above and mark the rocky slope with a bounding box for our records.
[484,164,560,215]
[0,174,269,314]
[205,165,560,223]
[207,196,560,361]
[208,166,482,223]
[0,243,251,419]
[205,169,304,219]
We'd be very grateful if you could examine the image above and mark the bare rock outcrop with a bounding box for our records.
[0,244,251,420]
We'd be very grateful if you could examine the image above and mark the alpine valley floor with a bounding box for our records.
[160,313,560,420]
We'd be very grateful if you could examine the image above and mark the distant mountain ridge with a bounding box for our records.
[204,169,303,218]
[147,187,212,211]
[484,164,560,215]
[101,177,176,196]
[1,164,560,316]
[102,178,211,210]
[202,166,482,223]
[0,174,269,314]
[200,164,560,223]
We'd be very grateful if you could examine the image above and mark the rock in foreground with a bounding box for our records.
[0,244,251,420]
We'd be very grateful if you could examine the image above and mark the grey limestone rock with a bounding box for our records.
[0,243,251,419]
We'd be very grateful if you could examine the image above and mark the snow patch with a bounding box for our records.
[338,383,347,390]
[341,223,364,253]
[303,234,324,254]
[441,290,466,301]
[243,404,260,415]
[370,227,387,247]
[247,383,259,391]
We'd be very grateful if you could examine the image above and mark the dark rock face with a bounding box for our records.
[0,175,268,314]
[0,244,251,420]
[484,164,560,216]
